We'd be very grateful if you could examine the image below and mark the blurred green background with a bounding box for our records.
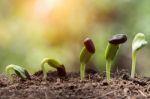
[0,0,150,76]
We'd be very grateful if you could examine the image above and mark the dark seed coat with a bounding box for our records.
[84,38,95,54]
[57,65,66,77]
[109,34,127,44]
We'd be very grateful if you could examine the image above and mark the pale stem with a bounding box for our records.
[131,51,137,78]
[80,63,86,80]
[41,62,47,79]
[106,60,111,81]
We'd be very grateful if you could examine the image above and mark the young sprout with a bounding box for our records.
[5,64,31,80]
[131,33,147,78]
[41,58,66,79]
[80,38,95,80]
[105,34,127,81]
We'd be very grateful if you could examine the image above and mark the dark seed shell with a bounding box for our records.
[57,65,66,77]
[84,38,95,54]
[109,34,127,44]
[24,70,31,80]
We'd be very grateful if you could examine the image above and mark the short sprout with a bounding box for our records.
[80,37,95,80]
[41,58,66,79]
[5,64,31,80]
[131,33,148,78]
[105,34,127,81]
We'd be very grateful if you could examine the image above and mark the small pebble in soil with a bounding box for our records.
[122,74,130,80]
[102,80,109,86]
[0,81,7,87]
[132,80,147,86]
[120,85,124,89]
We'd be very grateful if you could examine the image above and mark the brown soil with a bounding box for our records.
[0,70,150,99]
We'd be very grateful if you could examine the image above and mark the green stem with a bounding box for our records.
[106,60,111,81]
[41,62,46,79]
[80,63,85,80]
[131,51,137,78]
[5,66,13,78]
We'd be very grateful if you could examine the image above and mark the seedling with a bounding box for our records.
[41,58,66,79]
[80,38,95,80]
[105,34,127,81]
[5,64,31,80]
[131,33,147,78]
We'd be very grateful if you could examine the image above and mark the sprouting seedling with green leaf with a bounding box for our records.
[5,64,31,80]
[41,58,66,79]
[131,33,147,78]
[80,37,95,80]
[105,34,127,81]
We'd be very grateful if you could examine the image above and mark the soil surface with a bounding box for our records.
[0,70,150,99]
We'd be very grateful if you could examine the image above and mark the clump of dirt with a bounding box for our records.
[0,70,150,99]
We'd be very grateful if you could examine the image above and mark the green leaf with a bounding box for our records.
[47,59,60,68]
[41,58,60,68]
[80,47,92,64]
[132,33,147,52]
[105,43,119,61]
[5,64,30,79]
